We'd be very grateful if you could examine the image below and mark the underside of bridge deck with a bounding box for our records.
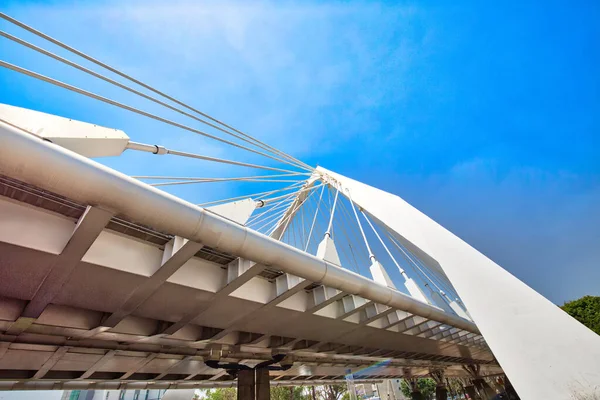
[0,175,500,390]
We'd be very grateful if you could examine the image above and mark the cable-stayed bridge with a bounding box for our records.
[0,12,599,400]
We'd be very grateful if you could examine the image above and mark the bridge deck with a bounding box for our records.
[0,174,499,390]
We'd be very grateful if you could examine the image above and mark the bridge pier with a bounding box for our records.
[473,378,495,399]
[429,369,447,400]
[409,392,423,400]
[405,378,423,400]
[256,368,271,400]
[238,370,256,400]
[237,368,270,400]
[464,384,478,399]
[434,386,447,400]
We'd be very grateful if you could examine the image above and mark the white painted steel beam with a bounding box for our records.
[309,286,346,313]
[0,103,129,158]
[155,258,266,338]
[5,205,113,336]
[269,175,320,240]
[0,121,478,336]
[206,273,313,342]
[79,349,116,379]
[0,379,384,392]
[23,205,114,319]
[100,237,204,329]
[32,346,70,379]
[154,356,195,380]
[120,353,158,380]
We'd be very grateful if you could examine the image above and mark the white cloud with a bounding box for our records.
[2,0,421,158]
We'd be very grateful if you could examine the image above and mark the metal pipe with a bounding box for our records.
[0,379,383,391]
[0,121,479,334]
[126,141,167,154]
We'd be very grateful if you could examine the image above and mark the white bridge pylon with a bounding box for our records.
[314,167,600,400]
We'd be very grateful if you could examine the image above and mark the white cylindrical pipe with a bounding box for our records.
[0,121,478,334]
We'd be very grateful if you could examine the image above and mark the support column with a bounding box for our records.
[256,368,270,400]
[462,365,498,400]
[410,392,423,400]
[435,386,447,400]
[429,370,447,400]
[238,370,256,400]
[405,379,423,400]
[464,384,478,400]
[473,378,495,399]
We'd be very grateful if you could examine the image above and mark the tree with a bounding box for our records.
[270,386,309,400]
[202,385,342,400]
[561,295,600,335]
[204,388,237,400]
[310,384,348,400]
[400,379,436,400]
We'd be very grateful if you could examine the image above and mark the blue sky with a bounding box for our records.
[1,0,599,304]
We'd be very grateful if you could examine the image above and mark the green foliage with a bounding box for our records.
[204,388,237,400]
[203,385,312,400]
[561,295,600,335]
[400,379,436,400]
[270,385,310,400]
[446,379,466,397]
[202,384,344,400]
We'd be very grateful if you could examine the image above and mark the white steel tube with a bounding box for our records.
[0,121,478,334]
